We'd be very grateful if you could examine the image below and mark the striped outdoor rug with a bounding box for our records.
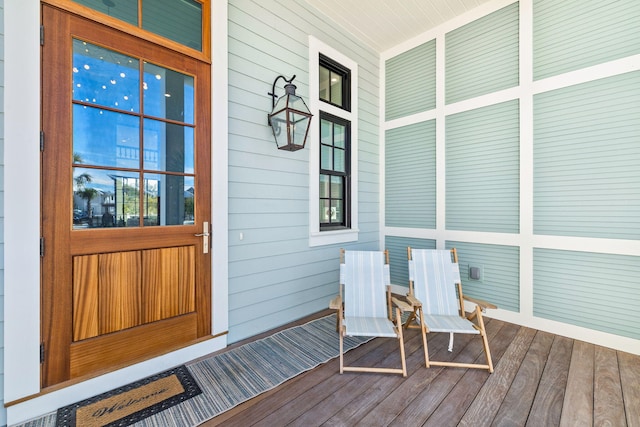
[17,314,369,427]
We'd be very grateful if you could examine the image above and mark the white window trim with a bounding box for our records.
[308,36,359,247]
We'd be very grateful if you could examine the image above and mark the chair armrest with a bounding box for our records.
[329,295,342,310]
[463,294,497,310]
[405,294,422,308]
[391,297,413,312]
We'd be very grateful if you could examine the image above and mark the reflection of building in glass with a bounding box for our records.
[109,174,145,227]
[108,174,193,227]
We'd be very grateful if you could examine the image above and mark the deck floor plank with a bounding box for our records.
[198,311,640,427]
[308,332,442,426]
[491,330,555,427]
[220,335,391,426]
[357,326,481,426]
[594,345,626,427]
[257,331,426,427]
[421,322,521,427]
[458,326,537,426]
[525,334,573,427]
[387,319,507,427]
[618,350,640,427]
[560,340,595,427]
[315,330,447,426]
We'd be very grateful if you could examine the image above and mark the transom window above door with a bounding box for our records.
[71,0,205,52]
[72,39,196,229]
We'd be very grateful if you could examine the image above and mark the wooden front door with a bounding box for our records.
[41,4,212,388]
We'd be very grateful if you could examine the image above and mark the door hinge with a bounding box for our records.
[40,25,44,46]
[40,237,45,257]
[40,131,45,151]
[40,343,45,363]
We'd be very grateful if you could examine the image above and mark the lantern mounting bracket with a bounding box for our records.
[268,74,296,125]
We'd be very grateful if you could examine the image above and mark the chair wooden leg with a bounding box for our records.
[418,307,429,368]
[403,311,416,329]
[395,307,407,377]
[339,326,344,374]
[475,306,494,373]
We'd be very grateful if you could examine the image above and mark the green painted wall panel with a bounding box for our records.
[446,100,520,233]
[447,241,520,312]
[385,40,436,120]
[445,2,519,104]
[533,71,640,240]
[385,120,436,229]
[533,0,640,80]
[385,236,436,287]
[534,249,640,339]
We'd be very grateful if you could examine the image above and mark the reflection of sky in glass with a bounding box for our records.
[72,39,195,173]
[73,40,140,112]
[144,62,194,124]
[73,105,140,168]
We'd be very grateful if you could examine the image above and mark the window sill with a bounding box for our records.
[309,228,359,247]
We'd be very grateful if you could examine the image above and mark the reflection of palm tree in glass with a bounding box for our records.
[73,153,92,188]
[77,187,98,219]
[73,152,96,221]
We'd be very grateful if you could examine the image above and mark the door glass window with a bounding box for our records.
[72,39,196,229]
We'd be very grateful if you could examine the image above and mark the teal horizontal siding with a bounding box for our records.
[445,2,519,104]
[533,249,640,340]
[533,0,640,80]
[227,0,380,343]
[385,236,436,288]
[385,40,436,120]
[533,71,640,240]
[447,241,520,312]
[446,100,520,233]
[385,120,436,229]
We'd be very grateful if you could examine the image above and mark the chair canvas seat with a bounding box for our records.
[344,316,397,338]
[407,248,494,373]
[331,249,408,376]
[422,314,480,334]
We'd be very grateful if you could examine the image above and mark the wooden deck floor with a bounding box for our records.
[200,310,640,427]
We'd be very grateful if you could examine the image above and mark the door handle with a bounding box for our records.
[195,221,210,253]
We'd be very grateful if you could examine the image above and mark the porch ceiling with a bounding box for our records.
[304,0,494,52]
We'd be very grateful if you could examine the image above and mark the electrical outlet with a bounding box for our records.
[468,264,484,282]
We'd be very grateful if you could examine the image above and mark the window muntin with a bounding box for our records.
[320,113,350,229]
[72,39,196,229]
[309,36,358,246]
[319,54,351,111]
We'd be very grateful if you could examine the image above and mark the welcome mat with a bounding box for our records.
[54,365,201,427]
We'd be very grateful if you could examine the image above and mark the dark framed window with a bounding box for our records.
[320,112,350,229]
[319,54,351,111]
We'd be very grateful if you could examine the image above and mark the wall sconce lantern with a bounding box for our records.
[267,74,313,151]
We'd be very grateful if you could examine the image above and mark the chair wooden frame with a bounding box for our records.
[329,249,412,376]
[404,247,495,373]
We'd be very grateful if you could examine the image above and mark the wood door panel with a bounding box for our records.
[142,246,196,323]
[70,314,198,379]
[99,251,142,335]
[178,246,196,313]
[73,246,197,341]
[73,255,100,341]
